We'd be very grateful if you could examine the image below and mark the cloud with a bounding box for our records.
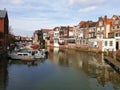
[79,6,97,13]
[10,0,23,4]
[69,0,107,6]
[1,0,118,37]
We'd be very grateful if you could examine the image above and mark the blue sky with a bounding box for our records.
[0,0,120,37]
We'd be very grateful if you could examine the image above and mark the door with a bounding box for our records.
[116,42,119,50]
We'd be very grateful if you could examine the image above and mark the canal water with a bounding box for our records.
[0,48,120,90]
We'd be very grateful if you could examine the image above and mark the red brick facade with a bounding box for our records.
[0,9,9,51]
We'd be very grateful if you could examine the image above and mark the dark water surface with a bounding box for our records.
[0,48,120,90]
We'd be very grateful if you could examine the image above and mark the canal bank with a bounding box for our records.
[47,45,109,54]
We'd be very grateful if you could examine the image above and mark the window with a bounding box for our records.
[115,20,119,24]
[105,41,107,46]
[113,26,115,29]
[97,28,100,31]
[99,21,103,26]
[116,33,118,37]
[117,26,119,29]
[109,41,113,46]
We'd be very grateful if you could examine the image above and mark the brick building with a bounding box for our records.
[0,9,9,51]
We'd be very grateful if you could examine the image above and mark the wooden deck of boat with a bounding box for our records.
[104,56,120,72]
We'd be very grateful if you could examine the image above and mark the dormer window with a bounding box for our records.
[56,28,59,31]
[114,20,119,24]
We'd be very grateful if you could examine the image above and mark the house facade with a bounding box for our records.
[108,15,120,50]
[76,21,90,49]
[0,9,9,51]
[53,27,60,47]
[38,15,120,52]
[47,30,54,47]
[33,30,43,45]
[88,16,116,52]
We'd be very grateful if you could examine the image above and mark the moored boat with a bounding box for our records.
[8,49,46,60]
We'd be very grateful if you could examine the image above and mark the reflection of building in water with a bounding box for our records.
[87,53,120,89]
[48,48,120,89]
[53,48,59,64]
[47,47,54,61]
[0,57,8,90]
[58,49,68,66]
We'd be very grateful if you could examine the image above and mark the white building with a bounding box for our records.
[102,39,116,51]
[53,27,59,47]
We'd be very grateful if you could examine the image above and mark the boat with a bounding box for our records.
[27,49,46,59]
[8,49,46,60]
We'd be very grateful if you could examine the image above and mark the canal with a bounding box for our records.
[0,48,120,90]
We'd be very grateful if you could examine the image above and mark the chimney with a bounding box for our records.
[4,8,6,11]
[104,15,107,21]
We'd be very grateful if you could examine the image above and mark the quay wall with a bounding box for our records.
[46,44,104,53]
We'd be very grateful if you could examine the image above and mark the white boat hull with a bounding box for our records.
[8,49,46,60]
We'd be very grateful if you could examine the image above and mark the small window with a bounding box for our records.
[117,26,119,29]
[113,26,115,29]
[115,20,119,24]
[109,41,113,46]
[23,54,28,56]
[18,54,22,56]
[105,41,107,46]
[116,33,119,37]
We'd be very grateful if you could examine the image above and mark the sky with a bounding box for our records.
[0,0,120,37]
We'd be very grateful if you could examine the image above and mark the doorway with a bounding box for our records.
[116,42,119,50]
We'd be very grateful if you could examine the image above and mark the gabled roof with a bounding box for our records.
[89,22,97,27]
[79,21,86,28]
[79,21,93,28]
[60,26,67,30]
[112,15,120,20]
[0,10,7,18]
[106,18,113,24]
[41,28,53,33]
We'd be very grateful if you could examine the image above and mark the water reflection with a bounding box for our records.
[0,56,8,90]
[8,58,46,67]
[0,48,120,90]
[48,47,120,90]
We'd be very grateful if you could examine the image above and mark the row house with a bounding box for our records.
[89,16,116,52]
[88,22,97,39]
[53,27,60,47]
[76,16,116,52]
[37,15,120,52]
[76,21,91,49]
[75,21,85,47]
[67,26,75,43]
[41,28,52,41]
[48,30,54,47]
[59,26,69,45]
[0,9,9,51]
[59,26,75,48]
[66,26,76,48]
[96,16,112,39]
[33,30,43,45]
[96,16,115,52]
[41,28,52,48]
[48,26,75,48]
[88,22,98,48]
[108,15,120,50]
